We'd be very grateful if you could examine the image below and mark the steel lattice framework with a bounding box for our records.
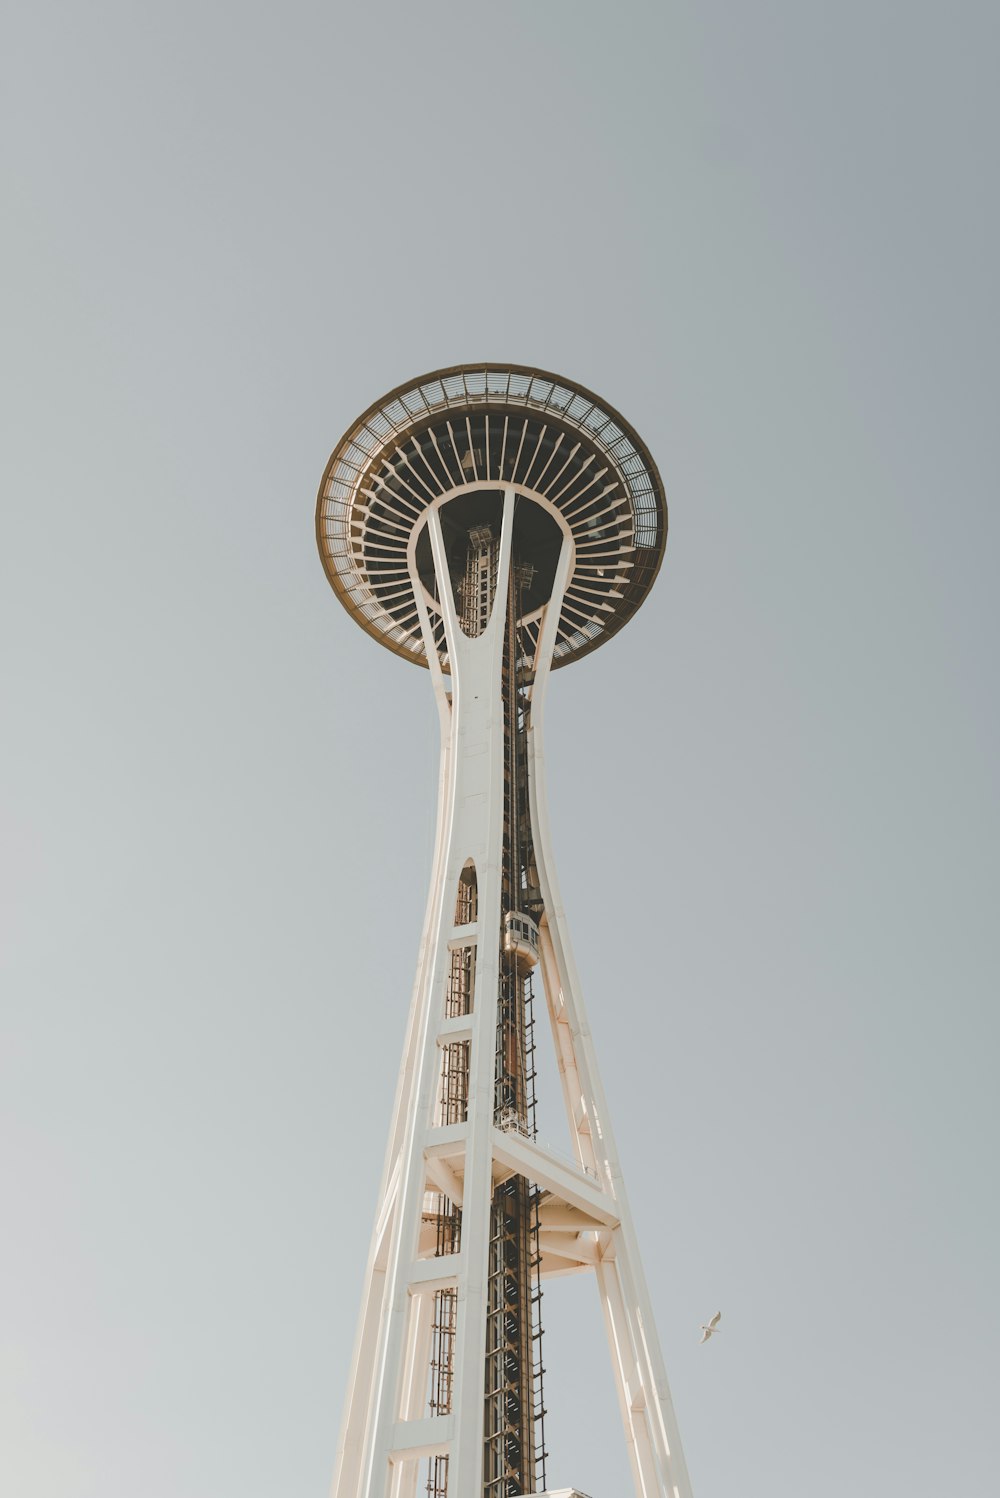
[318,365,692,1498]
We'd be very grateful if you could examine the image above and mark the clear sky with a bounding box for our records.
[3,4,998,1496]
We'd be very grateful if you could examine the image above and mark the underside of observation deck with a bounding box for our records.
[316,365,667,671]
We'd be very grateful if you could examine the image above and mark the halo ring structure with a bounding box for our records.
[316,363,667,670]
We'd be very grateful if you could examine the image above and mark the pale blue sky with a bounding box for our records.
[3,4,998,1496]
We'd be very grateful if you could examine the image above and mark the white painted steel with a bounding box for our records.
[526,584,694,1498]
[331,486,691,1498]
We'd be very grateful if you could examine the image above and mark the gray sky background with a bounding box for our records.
[3,4,998,1496]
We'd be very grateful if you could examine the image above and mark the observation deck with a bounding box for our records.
[316,364,667,670]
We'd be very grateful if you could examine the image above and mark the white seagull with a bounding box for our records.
[699,1312,722,1344]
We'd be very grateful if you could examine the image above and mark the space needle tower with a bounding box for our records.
[316,365,692,1498]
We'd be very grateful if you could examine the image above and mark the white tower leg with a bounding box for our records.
[527,607,693,1497]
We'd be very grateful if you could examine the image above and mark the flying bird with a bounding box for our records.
[699,1312,722,1344]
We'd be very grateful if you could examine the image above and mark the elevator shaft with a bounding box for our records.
[433,521,547,1498]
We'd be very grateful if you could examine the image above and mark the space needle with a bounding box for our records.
[316,364,692,1498]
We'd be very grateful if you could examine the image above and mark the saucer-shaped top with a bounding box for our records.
[315,363,667,670]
